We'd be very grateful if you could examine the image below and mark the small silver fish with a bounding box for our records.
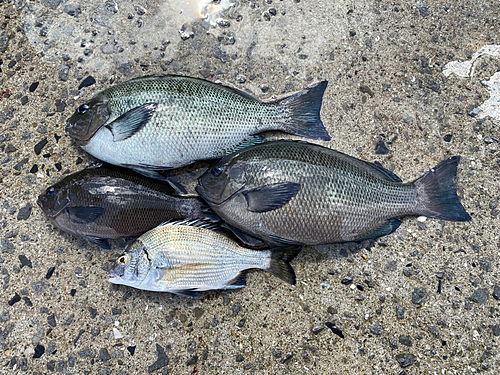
[66,75,330,175]
[108,221,300,297]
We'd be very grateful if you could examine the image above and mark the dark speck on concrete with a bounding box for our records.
[112,308,122,315]
[34,138,48,155]
[412,288,427,305]
[33,344,45,359]
[493,285,500,300]
[419,3,429,17]
[341,276,353,285]
[29,82,39,92]
[100,348,111,362]
[17,203,32,220]
[326,322,344,338]
[272,349,282,358]
[1,239,14,254]
[280,352,293,364]
[79,76,96,90]
[443,134,452,142]
[232,303,242,316]
[492,325,500,336]
[59,65,69,81]
[399,336,412,346]
[186,354,198,366]
[47,315,56,327]
[78,349,96,358]
[375,140,389,154]
[312,325,325,335]
[88,307,98,319]
[55,100,66,112]
[127,346,136,356]
[148,344,169,372]
[238,319,245,327]
[396,353,416,368]
[236,354,244,362]
[45,266,55,279]
[19,254,32,268]
[21,96,28,105]
[8,293,21,306]
[396,304,405,320]
[469,288,488,304]
[371,323,384,335]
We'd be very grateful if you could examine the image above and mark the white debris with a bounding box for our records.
[475,72,500,122]
[443,45,500,78]
[417,216,427,222]
[113,327,123,339]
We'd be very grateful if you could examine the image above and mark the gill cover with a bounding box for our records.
[197,161,248,205]
[66,97,111,145]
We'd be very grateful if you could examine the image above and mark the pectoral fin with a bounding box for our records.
[243,182,301,213]
[83,236,111,250]
[67,206,104,223]
[107,103,158,142]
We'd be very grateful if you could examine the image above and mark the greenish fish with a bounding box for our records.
[37,165,216,250]
[65,75,330,175]
[196,140,471,246]
[108,221,301,297]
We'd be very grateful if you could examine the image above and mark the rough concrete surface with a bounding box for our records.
[1,0,500,374]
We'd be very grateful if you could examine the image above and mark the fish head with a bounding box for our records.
[108,241,151,287]
[197,159,248,205]
[65,96,111,145]
[37,183,71,219]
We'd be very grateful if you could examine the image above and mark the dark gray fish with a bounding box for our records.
[37,165,217,249]
[65,75,330,175]
[196,141,471,246]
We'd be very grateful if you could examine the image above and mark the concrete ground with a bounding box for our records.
[1,0,500,374]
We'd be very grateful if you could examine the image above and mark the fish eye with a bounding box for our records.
[117,255,128,265]
[46,187,56,197]
[78,104,90,114]
[212,166,224,177]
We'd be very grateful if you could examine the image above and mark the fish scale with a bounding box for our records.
[197,140,470,245]
[66,75,330,171]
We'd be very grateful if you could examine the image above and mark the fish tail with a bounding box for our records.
[265,246,302,285]
[414,156,471,221]
[277,81,331,141]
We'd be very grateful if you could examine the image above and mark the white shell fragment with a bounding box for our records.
[113,327,123,339]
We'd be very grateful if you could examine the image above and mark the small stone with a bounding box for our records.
[238,319,245,328]
[403,268,413,277]
[375,140,389,154]
[113,327,123,339]
[148,344,169,372]
[272,349,281,358]
[112,308,122,315]
[34,138,48,155]
[88,307,98,318]
[59,65,69,81]
[8,293,21,306]
[17,203,32,221]
[469,288,489,304]
[280,353,293,364]
[186,355,198,366]
[127,346,136,356]
[21,96,28,105]
[0,311,9,322]
[492,325,500,336]
[64,4,81,17]
[468,107,480,117]
[78,76,96,90]
[371,323,384,335]
[490,200,498,210]
[232,303,242,316]
[341,276,353,285]
[261,85,269,93]
[411,288,427,305]
[100,348,111,362]
[78,349,96,358]
[179,23,194,40]
[418,3,429,17]
[443,134,452,142]
[359,85,374,98]
[235,354,244,362]
[396,353,417,368]
[33,344,45,359]
[396,304,405,320]
[91,327,100,336]
[493,285,500,300]
[312,326,324,335]
[399,336,412,346]
[389,339,398,349]
[55,100,66,112]
[19,255,32,268]
[47,315,57,327]
[325,322,344,338]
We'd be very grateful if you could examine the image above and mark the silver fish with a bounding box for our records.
[196,140,471,246]
[66,75,330,174]
[108,221,300,297]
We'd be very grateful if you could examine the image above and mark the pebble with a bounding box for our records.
[34,138,48,155]
[186,355,198,366]
[272,349,281,358]
[235,354,244,362]
[127,346,136,356]
[411,287,427,305]
[100,348,111,362]
[59,65,69,81]
[8,293,21,306]
[469,288,489,304]
[341,276,353,285]
[371,323,384,335]
[232,303,242,316]
[399,336,412,346]
[396,304,405,320]
[19,254,32,268]
[33,344,45,359]
[47,315,56,327]
[395,353,416,368]
[325,322,344,338]
[490,199,498,210]
[148,344,169,372]
[375,140,389,154]
[113,327,123,339]
[492,325,500,336]
[493,285,500,300]
[63,4,81,17]
[312,325,324,335]
[443,134,452,142]
[17,203,32,221]
[280,352,293,364]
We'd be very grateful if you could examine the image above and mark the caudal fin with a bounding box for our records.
[278,81,331,141]
[414,156,471,221]
[265,247,302,285]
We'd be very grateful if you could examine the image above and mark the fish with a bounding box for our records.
[108,221,301,297]
[37,165,217,250]
[65,75,330,175]
[196,140,471,246]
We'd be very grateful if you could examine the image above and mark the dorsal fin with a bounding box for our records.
[367,161,402,183]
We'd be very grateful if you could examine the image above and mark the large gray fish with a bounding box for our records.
[37,165,216,250]
[196,141,471,246]
[65,75,330,175]
[108,221,301,297]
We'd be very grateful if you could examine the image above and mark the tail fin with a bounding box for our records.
[265,246,302,285]
[278,81,331,141]
[414,156,471,221]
